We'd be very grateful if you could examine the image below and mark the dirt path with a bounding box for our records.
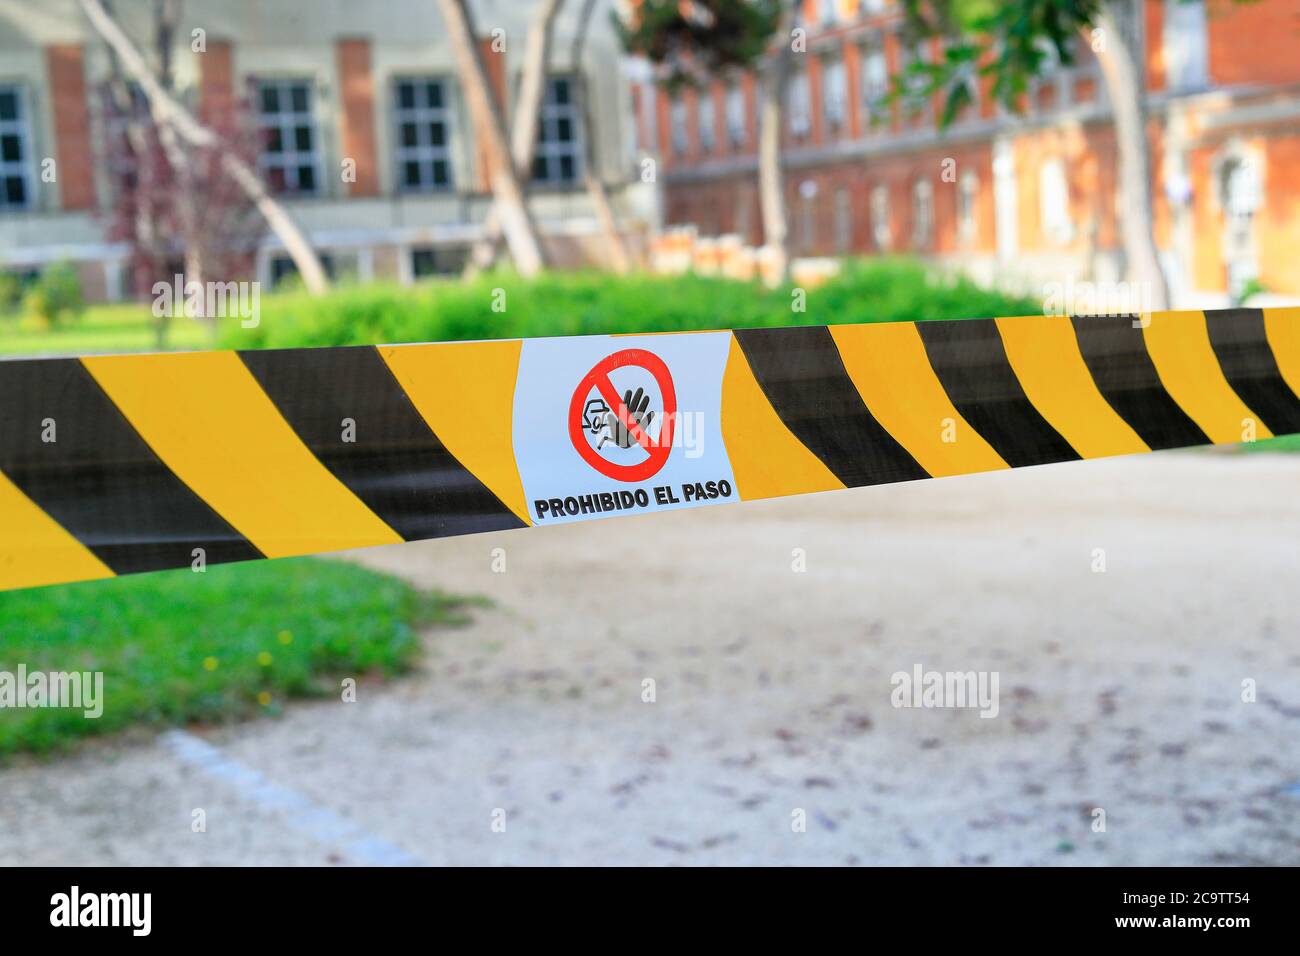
[3,452,1299,865]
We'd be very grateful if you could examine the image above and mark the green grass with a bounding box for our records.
[0,302,214,356]
[0,557,459,758]
[1240,433,1300,452]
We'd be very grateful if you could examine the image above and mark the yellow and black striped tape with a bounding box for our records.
[2,306,1297,593]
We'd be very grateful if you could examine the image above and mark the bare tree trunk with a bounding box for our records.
[572,0,630,273]
[464,0,564,278]
[80,0,331,295]
[437,0,545,277]
[1094,0,1170,310]
[758,13,792,287]
[152,0,209,344]
[511,0,561,167]
[102,5,168,345]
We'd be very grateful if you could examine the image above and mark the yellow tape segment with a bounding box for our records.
[720,335,843,500]
[830,322,1008,477]
[1263,307,1300,399]
[380,340,532,525]
[1142,310,1272,444]
[0,470,113,591]
[995,314,1149,458]
[83,352,401,558]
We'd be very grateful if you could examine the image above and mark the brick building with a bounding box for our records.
[639,0,1300,306]
[0,0,654,300]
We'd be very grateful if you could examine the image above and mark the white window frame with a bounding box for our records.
[0,84,34,210]
[533,76,583,186]
[393,76,454,193]
[255,77,321,196]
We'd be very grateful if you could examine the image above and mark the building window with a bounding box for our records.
[860,43,888,132]
[735,184,753,242]
[911,178,933,249]
[411,244,468,278]
[902,40,931,124]
[0,85,32,209]
[870,184,890,250]
[670,95,688,156]
[102,82,150,192]
[1220,155,1261,298]
[725,80,746,150]
[532,76,581,185]
[394,78,453,192]
[697,90,716,154]
[256,78,319,195]
[833,186,852,253]
[958,170,978,243]
[787,70,811,140]
[798,183,816,252]
[820,0,840,27]
[1165,0,1208,92]
[1038,158,1073,244]
[270,253,334,289]
[1029,41,1064,111]
[822,56,847,134]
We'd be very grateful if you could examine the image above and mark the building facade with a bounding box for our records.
[0,0,654,300]
[641,0,1300,307]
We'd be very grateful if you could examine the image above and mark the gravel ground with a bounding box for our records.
[2,451,1299,866]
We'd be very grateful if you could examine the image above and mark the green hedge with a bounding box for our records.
[222,259,1041,349]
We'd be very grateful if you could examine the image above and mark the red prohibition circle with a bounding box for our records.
[568,348,677,482]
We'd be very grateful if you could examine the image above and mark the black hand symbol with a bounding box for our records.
[598,387,655,450]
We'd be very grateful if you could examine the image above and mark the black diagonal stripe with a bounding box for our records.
[1070,314,1211,450]
[734,326,928,487]
[239,346,525,540]
[915,318,1080,467]
[0,358,263,574]
[1204,307,1300,437]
